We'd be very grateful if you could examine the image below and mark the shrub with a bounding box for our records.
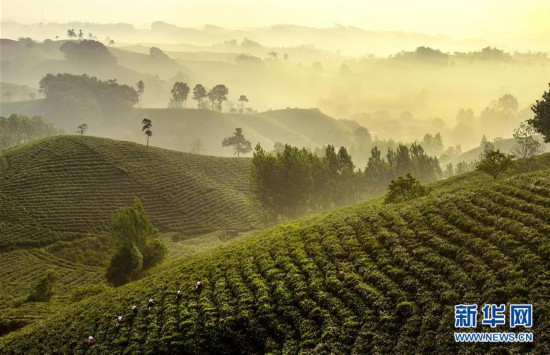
[384,174,430,203]
[476,149,514,180]
[106,197,168,285]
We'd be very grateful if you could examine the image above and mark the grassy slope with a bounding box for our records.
[2,165,549,353]
[0,135,258,332]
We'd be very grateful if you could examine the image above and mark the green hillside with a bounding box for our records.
[2,165,549,353]
[0,135,259,333]
[0,135,258,249]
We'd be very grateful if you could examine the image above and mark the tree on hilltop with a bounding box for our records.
[222,128,252,157]
[171,82,190,108]
[142,118,152,147]
[193,84,207,108]
[238,95,249,113]
[66,28,76,39]
[76,123,87,137]
[59,40,117,65]
[208,84,229,111]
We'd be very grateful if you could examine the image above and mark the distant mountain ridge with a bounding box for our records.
[1,21,499,56]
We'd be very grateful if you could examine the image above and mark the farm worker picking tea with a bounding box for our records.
[195,281,203,292]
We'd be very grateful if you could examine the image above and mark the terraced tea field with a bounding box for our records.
[0,135,259,250]
[0,135,259,335]
[2,167,549,353]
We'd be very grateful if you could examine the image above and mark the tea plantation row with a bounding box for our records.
[2,169,549,353]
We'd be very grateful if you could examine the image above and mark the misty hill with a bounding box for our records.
[127,108,359,155]
[1,159,549,353]
[0,21,501,56]
[2,35,549,131]
[0,135,258,251]
[447,136,550,165]
[0,104,361,156]
[0,39,188,106]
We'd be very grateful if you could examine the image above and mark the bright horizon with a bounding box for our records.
[2,0,549,40]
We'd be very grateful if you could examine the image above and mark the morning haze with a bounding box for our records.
[2,1,550,353]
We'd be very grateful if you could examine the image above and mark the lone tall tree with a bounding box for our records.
[222,128,252,157]
[192,84,207,108]
[171,82,190,108]
[528,83,550,143]
[136,80,145,108]
[77,123,88,137]
[142,118,152,147]
[238,95,249,113]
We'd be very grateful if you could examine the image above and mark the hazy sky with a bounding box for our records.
[2,0,549,38]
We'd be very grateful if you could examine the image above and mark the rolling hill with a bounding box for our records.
[0,135,258,250]
[0,135,258,333]
[2,158,549,353]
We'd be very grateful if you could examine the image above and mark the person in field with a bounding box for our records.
[87,336,95,345]
[195,281,203,291]
[148,298,155,311]
[132,305,139,315]
[175,290,183,302]
[115,315,123,328]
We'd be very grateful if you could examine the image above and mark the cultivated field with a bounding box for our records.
[2,163,549,353]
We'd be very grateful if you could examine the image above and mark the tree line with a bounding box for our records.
[168,82,249,112]
[0,114,63,149]
[364,143,442,195]
[39,73,138,112]
[251,142,442,222]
